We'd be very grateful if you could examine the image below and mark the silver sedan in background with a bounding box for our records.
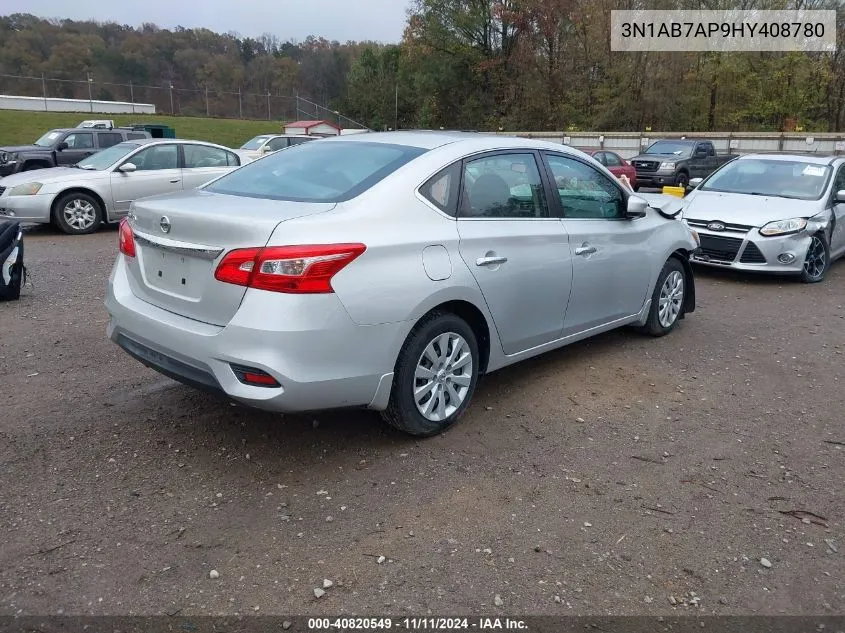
[106,132,698,436]
[684,154,845,282]
[0,139,248,235]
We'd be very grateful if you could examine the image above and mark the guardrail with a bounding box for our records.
[495,131,845,159]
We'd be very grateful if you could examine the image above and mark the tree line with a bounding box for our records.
[1,1,844,132]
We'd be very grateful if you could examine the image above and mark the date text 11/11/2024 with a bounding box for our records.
[307,617,529,630]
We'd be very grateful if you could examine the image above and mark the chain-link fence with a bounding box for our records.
[0,72,368,128]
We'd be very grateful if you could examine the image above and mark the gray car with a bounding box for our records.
[0,139,247,235]
[684,154,845,282]
[106,132,699,436]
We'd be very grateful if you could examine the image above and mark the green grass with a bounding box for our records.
[0,110,282,149]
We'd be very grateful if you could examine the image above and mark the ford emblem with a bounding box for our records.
[707,221,726,231]
[159,216,171,234]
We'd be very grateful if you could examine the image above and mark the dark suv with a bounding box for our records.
[0,127,152,176]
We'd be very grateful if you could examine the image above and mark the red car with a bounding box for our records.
[584,149,637,189]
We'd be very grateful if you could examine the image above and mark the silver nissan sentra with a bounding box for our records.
[683,153,845,282]
[106,132,699,436]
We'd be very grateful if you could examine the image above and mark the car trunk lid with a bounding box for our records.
[125,189,335,325]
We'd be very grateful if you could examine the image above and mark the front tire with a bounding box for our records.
[382,312,480,437]
[638,258,686,337]
[675,172,690,189]
[52,192,103,235]
[800,233,829,283]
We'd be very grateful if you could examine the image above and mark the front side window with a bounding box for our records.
[604,152,623,167]
[831,164,845,197]
[63,133,94,149]
[545,154,624,219]
[127,144,178,171]
[183,144,230,169]
[266,137,290,152]
[701,159,831,201]
[205,141,427,202]
[460,153,548,218]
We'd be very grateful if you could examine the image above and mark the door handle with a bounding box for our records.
[575,243,597,256]
[476,256,508,267]
[169,179,181,183]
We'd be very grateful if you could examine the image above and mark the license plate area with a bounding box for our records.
[140,245,209,299]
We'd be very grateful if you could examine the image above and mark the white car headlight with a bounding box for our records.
[759,218,808,237]
[9,182,43,196]
[659,162,676,170]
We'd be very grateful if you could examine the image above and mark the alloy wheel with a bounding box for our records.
[803,235,827,280]
[413,332,473,423]
[63,198,97,231]
[658,270,684,328]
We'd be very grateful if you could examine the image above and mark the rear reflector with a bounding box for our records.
[119,217,136,258]
[230,364,281,388]
[215,243,366,294]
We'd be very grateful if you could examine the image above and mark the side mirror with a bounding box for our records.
[626,195,648,219]
[118,162,137,173]
[836,189,845,203]
[57,141,68,151]
[260,146,272,153]
[688,177,703,188]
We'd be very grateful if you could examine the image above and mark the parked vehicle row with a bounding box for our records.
[0,127,152,176]
[106,132,699,436]
[238,134,316,160]
[0,139,246,234]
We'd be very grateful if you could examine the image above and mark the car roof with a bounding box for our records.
[112,138,232,150]
[737,153,839,165]
[313,130,578,152]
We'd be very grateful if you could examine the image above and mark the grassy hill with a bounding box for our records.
[0,111,282,149]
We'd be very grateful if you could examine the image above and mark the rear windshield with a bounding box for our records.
[206,141,427,202]
[240,136,272,150]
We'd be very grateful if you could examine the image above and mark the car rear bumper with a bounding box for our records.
[105,255,409,413]
[689,228,810,274]
[0,193,52,222]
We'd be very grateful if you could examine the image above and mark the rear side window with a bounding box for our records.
[420,163,461,216]
[97,132,123,148]
[206,141,427,202]
[266,137,289,151]
[183,144,231,169]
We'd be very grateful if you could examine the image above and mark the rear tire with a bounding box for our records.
[800,233,829,283]
[382,312,480,437]
[638,258,686,337]
[52,192,103,235]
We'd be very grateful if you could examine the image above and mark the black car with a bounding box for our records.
[0,127,151,176]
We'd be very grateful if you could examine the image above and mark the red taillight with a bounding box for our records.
[215,243,366,294]
[119,217,136,258]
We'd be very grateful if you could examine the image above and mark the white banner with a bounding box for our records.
[610,10,836,52]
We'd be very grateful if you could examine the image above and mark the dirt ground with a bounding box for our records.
[0,226,843,617]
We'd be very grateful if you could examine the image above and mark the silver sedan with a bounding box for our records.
[684,154,845,282]
[106,132,699,436]
[0,139,248,235]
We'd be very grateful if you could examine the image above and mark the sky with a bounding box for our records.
[2,0,413,43]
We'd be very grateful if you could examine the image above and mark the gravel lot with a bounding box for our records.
[1,227,843,617]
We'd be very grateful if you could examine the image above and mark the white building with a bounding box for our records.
[0,94,155,114]
[283,120,341,136]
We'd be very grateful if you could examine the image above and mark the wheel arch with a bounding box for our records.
[670,248,696,316]
[51,187,107,220]
[407,299,492,375]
